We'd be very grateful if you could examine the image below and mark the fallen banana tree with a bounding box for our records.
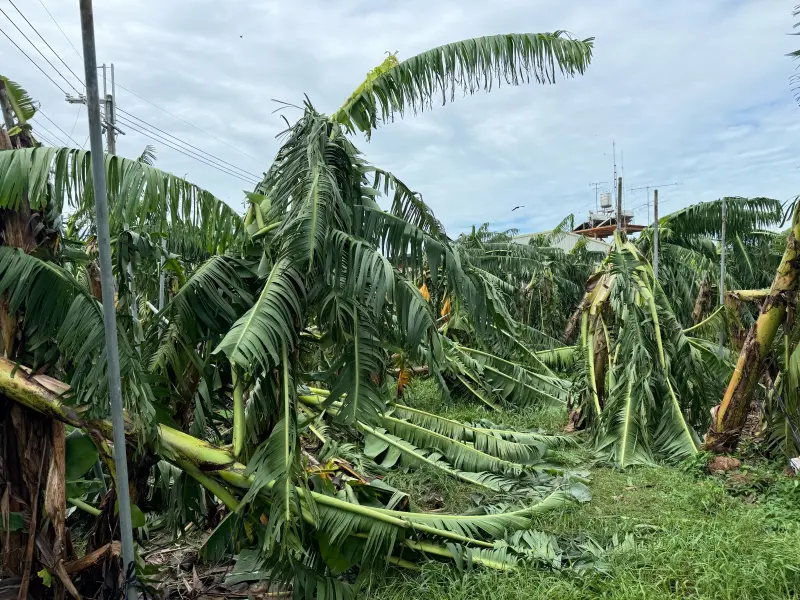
[0,359,583,580]
[572,233,733,467]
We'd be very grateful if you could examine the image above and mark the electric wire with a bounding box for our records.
[116,115,260,185]
[37,109,80,146]
[35,0,82,60]
[0,25,69,95]
[114,81,262,164]
[69,103,81,136]
[116,108,262,180]
[33,120,68,146]
[33,129,57,146]
[7,0,85,88]
[4,4,262,183]
[0,8,81,94]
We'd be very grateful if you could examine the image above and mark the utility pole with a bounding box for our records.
[101,63,116,154]
[653,189,659,279]
[99,65,139,337]
[66,63,123,151]
[719,196,726,357]
[78,1,136,594]
[616,176,623,232]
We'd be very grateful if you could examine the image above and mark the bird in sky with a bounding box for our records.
[511,205,524,211]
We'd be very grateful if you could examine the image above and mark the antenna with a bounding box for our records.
[630,182,681,224]
[589,181,607,212]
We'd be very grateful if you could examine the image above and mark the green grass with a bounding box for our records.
[371,378,800,600]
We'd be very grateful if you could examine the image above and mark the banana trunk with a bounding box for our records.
[704,202,800,452]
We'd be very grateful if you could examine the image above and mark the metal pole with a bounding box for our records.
[653,189,659,280]
[616,176,623,232]
[108,63,116,154]
[110,63,116,130]
[158,239,166,312]
[719,196,726,357]
[78,0,136,590]
[105,94,116,154]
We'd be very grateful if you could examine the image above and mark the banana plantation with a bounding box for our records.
[1,28,799,600]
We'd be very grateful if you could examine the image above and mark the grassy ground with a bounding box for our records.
[369,379,800,600]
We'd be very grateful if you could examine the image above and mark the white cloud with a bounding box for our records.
[3,0,799,233]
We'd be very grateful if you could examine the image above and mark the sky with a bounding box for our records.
[2,0,799,236]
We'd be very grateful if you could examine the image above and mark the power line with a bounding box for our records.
[33,120,68,145]
[4,2,261,183]
[116,115,260,185]
[7,0,85,87]
[69,103,81,136]
[33,129,57,146]
[35,0,82,61]
[114,81,262,165]
[116,107,262,180]
[9,2,262,175]
[0,25,69,95]
[0,8,81,95]
[38,109,79,146]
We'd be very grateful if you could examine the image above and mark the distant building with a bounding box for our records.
[512,230,611,253]
[572,210,644,238]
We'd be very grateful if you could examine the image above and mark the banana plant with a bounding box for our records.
[0,30,596,596]
[574,234,733,467]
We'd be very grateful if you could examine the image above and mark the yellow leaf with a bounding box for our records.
[397,368,410,395]
[419,283,430,301]
[441,296,451,318]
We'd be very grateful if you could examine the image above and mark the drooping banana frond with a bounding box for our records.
[446,341,570,406]
[579,235,700,466]
[0,246,155,435]
[381,414,525,474]
[370,491,572,541]
[0,147,243,252]
[243,342,304,552]
[333,32,594,137]
[326,311,388,425]
[359,422,518,491]
[369,167,446,238]
[389,403,546,462]
[214,258,305,372]
[0,75,37,122]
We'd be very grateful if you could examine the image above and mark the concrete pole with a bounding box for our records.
[616,176,623,232]
[653,189,659,280]
[78,0,136,591]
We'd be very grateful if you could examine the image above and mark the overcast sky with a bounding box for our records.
[3,0,799,235]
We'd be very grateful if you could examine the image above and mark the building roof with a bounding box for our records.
[512,230,611,253]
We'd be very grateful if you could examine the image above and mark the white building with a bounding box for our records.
[512,230,611,254]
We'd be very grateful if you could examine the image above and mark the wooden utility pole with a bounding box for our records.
[616,176,623,232]
[653,189,659,279]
